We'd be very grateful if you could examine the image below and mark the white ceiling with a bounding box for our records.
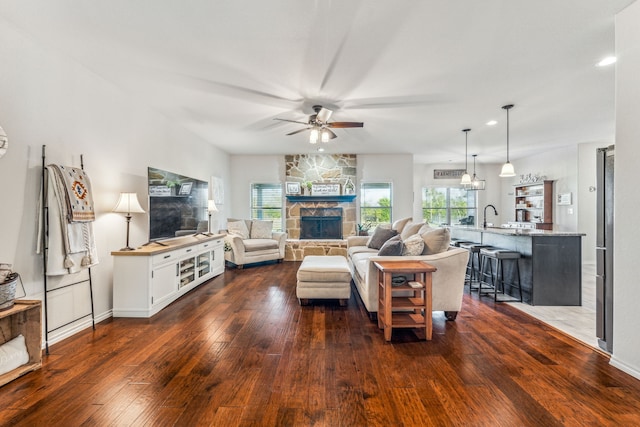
[0,0,634,164]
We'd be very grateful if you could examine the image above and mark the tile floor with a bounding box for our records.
[506,263,600,349]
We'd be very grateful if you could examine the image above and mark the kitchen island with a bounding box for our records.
[450,226,585,305]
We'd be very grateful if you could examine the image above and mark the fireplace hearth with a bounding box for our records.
[300,207,343,239]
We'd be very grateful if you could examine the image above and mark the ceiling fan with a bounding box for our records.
[274,105,364,143]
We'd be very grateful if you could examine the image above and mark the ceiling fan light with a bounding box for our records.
[500,161,516,177]
[321,130,329,143]
[309,128,319,144]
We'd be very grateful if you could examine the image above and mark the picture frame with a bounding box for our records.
[286,181,301,195]
[179,182,193,195]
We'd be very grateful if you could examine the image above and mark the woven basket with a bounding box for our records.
[0,273,19,311]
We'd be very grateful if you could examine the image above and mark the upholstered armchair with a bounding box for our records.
[223,219,286,269]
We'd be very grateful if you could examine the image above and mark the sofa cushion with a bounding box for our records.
[378,235,403,256]
[402,234,425,256]
[391,217,412,234]
[250,220,273,239]
[228,220,250,239]
[351,251,376,281]
[243,238,279,252]
[297,256,351,282]
[400,221,426,241]
[421,227,451,255]
[347,245,378,258]
[367,227,398,250]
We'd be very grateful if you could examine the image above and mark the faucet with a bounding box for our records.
[483,204,498,229]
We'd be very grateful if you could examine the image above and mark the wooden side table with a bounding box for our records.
[373,260,437,341]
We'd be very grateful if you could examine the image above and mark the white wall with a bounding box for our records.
[610,0,640,379]
[0,18,230,344]
[502,145,579,232]
[227,155,285,227]
[358,154,414,222]
[578,142,607,264]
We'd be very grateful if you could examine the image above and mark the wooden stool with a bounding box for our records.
[478,248,523,302]
[459,243,492,293]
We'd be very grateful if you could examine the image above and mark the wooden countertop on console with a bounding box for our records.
[450,226,585,237]
[111,233,226,256]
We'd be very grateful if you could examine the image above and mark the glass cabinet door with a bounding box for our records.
[179,257,196,288]
[197,251,211,278]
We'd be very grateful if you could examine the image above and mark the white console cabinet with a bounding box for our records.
[112,234,224,317]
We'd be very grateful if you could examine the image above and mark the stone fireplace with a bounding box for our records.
[300,207,343,239]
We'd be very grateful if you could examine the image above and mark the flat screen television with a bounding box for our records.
[148,167,208,241]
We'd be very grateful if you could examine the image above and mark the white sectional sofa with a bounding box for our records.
[346,221,469,320]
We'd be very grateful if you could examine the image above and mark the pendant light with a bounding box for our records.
[469,154,486,190]
[499,104,516,177]
[460,128,472,186]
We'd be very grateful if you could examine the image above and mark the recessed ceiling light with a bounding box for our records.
[317,147,325,152]
[597,56,617,67]
[486,120,497,126]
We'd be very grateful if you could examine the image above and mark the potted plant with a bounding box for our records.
[356,222,372,236]
[304,181,313,195]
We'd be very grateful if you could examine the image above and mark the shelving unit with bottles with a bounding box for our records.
[514,180,554,230]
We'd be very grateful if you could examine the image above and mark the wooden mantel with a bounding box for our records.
[286,195,356,203]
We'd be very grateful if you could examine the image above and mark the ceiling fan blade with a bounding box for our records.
[325,129,338,139]
[327,122,364,128]
[286,128,311,136]
[316,107,333,123]
[274,118,310,125]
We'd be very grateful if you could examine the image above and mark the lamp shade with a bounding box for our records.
[113,193,145,214]
[500,104,516,178]
[309,128,319,144]
[499,162,516,177]
[460,173,472,185]
[208,199,218,212]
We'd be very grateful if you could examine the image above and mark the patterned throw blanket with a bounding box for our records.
[48,164,95,222]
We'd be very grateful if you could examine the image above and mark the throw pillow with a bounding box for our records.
[378,235,403,256]
[420,227,451,255]
[250,220,273,239]
[367,227,398,250]
[227,220,250,239]
[400,221,426,241]
[402,234,425,256]
[0,334,29,376]
[391,217,412,234]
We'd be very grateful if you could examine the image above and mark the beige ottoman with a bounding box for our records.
[296,255,352,306]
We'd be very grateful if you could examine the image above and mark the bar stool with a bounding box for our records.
[459,243,492,293]
[450,239,472,248]
[478,248,523,302]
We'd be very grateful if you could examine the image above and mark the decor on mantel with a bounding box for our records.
[519,173,547,184]
[499,104,516,178]
[460,129,472,186]
[467,154,486,191]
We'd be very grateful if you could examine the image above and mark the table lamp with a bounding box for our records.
[113,192,145,250]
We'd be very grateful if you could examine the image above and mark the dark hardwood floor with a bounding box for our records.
[2,261,640,426]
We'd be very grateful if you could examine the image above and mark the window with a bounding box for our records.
[360,182,392,228]
[250,183,283,232]
[422,187,476,226]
